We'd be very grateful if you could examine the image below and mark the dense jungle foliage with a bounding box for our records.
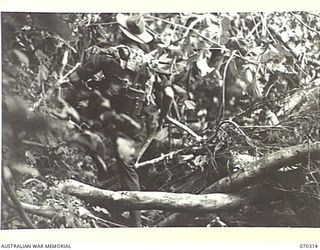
[1,12,320,228]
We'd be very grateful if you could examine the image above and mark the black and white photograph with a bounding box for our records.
[1,9,320,232]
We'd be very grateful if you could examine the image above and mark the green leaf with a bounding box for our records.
[196,50,214,77]
[219,16,231,45]
[248,46,267,57]
[172,84,188,95]
[39,64,49,81]
[184,100,196,110]
[266,110,280,126]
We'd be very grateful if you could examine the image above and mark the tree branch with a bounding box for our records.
[203,141,320,193]
[277,85,320,117]
[155,184,282,227]
[60,179,257,213]
[167,116,202,141]
[156,141,320,226]
[135,148,185,169]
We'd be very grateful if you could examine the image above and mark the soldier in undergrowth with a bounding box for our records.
[67,14,174,227]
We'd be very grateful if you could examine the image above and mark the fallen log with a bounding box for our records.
[203,141,320,194]
[277,85,320,117]
[156,184,282,227]
[60,180,257,213]
[157,141,320,226]
[60,142,319,226]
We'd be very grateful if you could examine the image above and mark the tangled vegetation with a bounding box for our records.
[2,12,320,228]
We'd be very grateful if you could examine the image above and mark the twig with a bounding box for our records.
[167,116,202,141]
[135,149,185,169]
[289,12,320,35]
[31,62,80,111]
[182,17,201,40]
[265,26,277,44]
[135,130,159,166]
[222,120,257,151]
[239,125,292,130]
[205,145,220,177]
[135,115,206,168]
[206,119,257,152]
[87,21,117,27]
[53,35,77,53]
[58,51,69,100]
[245,20,262,39]
[268,26,299,59]
[22,140,46,148]
[61,63,81,82]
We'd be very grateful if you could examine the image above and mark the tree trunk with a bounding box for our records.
[61,180,258,213]
[203,141,320,194]
[157,141,320,226]
[277,85,320,117]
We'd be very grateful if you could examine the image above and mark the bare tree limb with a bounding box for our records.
[203,141,320,194]
[60,179,257,213]
[22,140,46,148]
[135,148,185,169]
[155,184,282,227]
[167,116,202,141]
[277,85,320,117]
[156,141,320,226]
